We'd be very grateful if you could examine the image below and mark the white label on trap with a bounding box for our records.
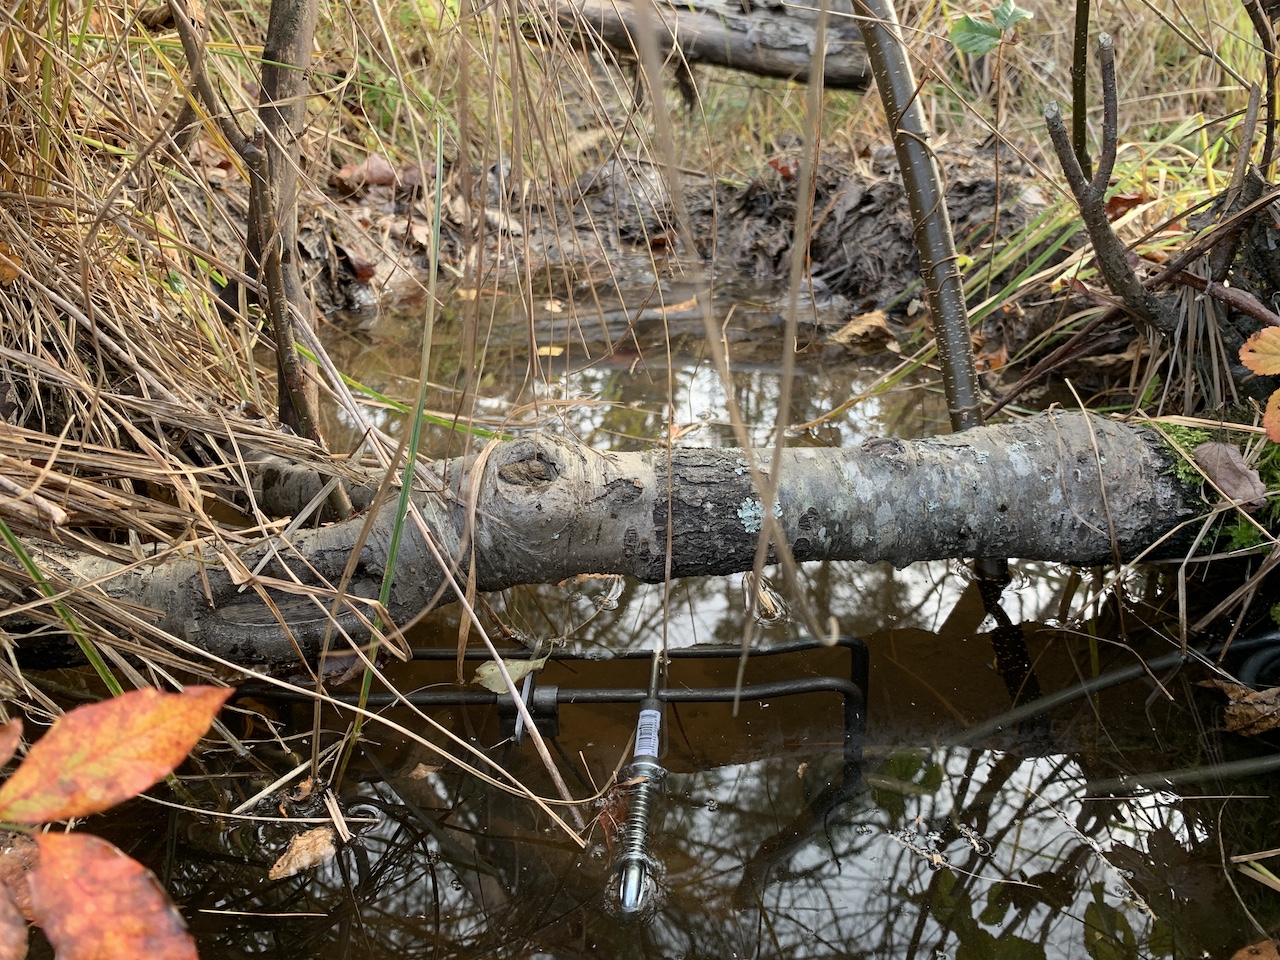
[634,708,661,757]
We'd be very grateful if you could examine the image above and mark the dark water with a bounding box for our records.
[77,270,1280,958]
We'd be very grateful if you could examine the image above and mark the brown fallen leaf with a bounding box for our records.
[188,138,236,181]
[767,156,799,180]
[829,310,900,354]
[0,835,36,924]
[0,244,20,286]
[975,343,1008,372]
[1105,189,1151,221]
[268,826,338,880]
[328,154,398,195]
[1199,680,1280,735]
[1230,940,1280,960]
[0,885,24,960]
[657,297,698,315]
[1071,336,1149,374]
[1193,441,1268,512]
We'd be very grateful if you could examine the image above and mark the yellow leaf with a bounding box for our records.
[472,654,550,693]
[536,345,564,357]
[0,244,20,285]
[1240,329,1280,376]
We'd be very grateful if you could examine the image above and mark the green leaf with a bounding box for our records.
[950,15,1002,54]
[992,0,1034,31]
[980,883,1012,926]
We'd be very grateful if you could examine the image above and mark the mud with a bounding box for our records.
[177,137,1049,326]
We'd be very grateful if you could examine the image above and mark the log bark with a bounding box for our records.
[546,0,871,89]
[22,412,1199,665]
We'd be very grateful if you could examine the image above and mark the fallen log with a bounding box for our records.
[544,0,871,90]
[24,412,1200,664]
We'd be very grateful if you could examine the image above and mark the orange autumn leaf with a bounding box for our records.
[0,834,36,923]
[0,723,19,772]
[1266,390,1280,444]
[29,833,196,960]
[0,687,229,823]
[1240,328,1280,377]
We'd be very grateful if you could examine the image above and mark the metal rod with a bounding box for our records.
[409,635,866,664]
[616,642,666,916]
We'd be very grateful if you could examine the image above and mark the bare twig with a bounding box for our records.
[1244,0,1277,171]
[1045,35,1179,336]
[167,0,330,451]
[165,0,249,152]
[243,139,318,445]
[1209,85,1264,283]
[1070,0,1093,181]
[1174,270,1280,327]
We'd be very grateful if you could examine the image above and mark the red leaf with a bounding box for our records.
[0,885,25,960]
[767,157,799,180]
[0,687,229,823]
[1240,328,1280,377]
[1104,190,1149,220]
[29,833,196,960]
[0,723,20,771]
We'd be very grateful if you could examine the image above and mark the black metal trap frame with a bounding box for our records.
[243,636,869,919]
[403,635,867,918]
[366,635,868,764]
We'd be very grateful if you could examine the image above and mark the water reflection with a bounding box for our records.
[137,700,1272,959]
[81,280,1280,958]
[322,269,947,457]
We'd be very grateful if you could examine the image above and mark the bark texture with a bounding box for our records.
[548,0,871,89]
[28,413,1196,664]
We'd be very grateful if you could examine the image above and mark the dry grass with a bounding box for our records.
[0,0,1266,820]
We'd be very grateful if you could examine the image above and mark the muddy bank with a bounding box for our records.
[182,137,1049,325]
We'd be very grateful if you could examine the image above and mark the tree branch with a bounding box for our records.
[20,413,1199,665]
[1045,36,1180,336]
